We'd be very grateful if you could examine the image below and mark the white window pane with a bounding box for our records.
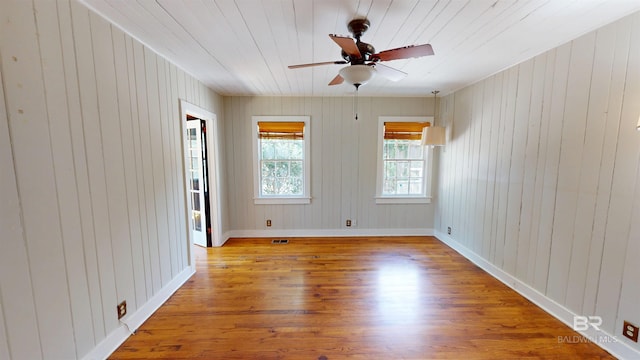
[409,179,422,194]
[396,180,409,194]
[397,161,409,178]
[262,177,276,195]
[291,141,303,158]
[274,178,299,195]
[261,161,275,177]
[274,140,289,159]
[191,193,200,211]
[276,161,289,177]
[191,171,200,190]
[261,141,275,159]
[291,161,303,177]
[292,177,303,194]
[408,144,422,158]
[385,161,396,178]
[383,143,393,159]
[384,179,396,194]
[188,129,197,148]
[192,211,201,231]
[396,144,408,159]
[410,161,424,177]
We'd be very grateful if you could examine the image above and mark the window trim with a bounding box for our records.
[375,116,434,204]
[252,115,311,205]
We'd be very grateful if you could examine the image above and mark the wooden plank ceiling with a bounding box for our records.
[80,0,640,97]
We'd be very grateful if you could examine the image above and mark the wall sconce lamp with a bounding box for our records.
[421,90,446,146]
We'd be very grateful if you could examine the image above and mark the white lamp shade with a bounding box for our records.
[421,126,446,146]
[339,65,376,86]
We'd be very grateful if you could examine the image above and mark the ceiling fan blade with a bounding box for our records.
[329,34,361,59]
[328,74,344,86]
[288,60,347,69]
[372,44,434,62]
[373,63,407,82]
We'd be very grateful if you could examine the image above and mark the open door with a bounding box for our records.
[180,100,222,268]
[186,119,210,247]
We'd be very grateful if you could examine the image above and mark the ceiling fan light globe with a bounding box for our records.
[339,65,376,87]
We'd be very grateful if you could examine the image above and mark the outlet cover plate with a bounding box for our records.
[623,321,639,342]
[117,301,127,320]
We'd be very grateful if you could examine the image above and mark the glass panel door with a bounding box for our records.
[186,120,207,247]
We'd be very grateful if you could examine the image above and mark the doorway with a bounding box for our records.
[180,101,222,259]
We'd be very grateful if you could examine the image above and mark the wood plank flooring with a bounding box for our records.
[109,237,614,359]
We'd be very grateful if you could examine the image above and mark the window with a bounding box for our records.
[252,116,311,204]
[376,116,434,204]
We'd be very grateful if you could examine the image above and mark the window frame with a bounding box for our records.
[252,115,311,205]
[375,116,434,204]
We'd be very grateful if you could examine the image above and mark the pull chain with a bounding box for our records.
[354,83,360,120]
[355,88,359,120]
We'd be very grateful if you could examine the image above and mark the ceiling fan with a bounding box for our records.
[288,18,434,90]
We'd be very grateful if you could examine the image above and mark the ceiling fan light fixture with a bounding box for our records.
[339,65,376,88]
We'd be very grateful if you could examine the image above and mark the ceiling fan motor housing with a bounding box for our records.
[342,42,375,63]
[343,18,375,63]
[348,18,370,39]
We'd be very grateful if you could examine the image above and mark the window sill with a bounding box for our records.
[254,197,311,205]
[375,196,431,204]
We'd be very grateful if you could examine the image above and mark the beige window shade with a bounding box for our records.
[258,121,304,140]
[384,122,430,140]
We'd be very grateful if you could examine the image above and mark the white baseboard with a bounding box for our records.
[222,228,433,244]
[81,266,196,360]
[434,230,640,360]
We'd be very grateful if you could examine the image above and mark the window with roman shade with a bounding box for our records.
[252,116,311,204]
[376,117,434,204]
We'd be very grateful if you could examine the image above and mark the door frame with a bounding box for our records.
[179,100,222,269]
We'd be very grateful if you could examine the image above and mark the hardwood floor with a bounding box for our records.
[109,237,614,359]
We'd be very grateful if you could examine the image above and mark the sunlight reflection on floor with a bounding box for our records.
[377,262,425,325]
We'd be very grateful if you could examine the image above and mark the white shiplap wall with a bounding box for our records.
[223,96,436,235]
[436,11,640,355]
[0,0,224,359]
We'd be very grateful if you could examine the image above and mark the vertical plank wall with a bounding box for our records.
[223,96,436,233]
[436,11,640,352]
[0,0,224,359]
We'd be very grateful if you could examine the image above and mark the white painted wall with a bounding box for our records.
[223,96,436,235]
[0,0,224,359]
[436,11,640,354]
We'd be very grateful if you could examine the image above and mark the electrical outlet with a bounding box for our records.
[346,220,352,227]
[266,219,272,227]
[623,321,639,342]
[117,300,127,320]
[447,226,452,235]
